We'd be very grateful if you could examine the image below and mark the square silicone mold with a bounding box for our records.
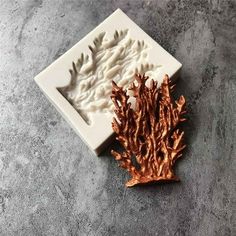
[34,9,182,155]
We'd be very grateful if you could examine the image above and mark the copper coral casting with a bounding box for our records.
[111,74,186,187]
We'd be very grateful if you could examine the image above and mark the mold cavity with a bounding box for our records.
[57,29,161,125]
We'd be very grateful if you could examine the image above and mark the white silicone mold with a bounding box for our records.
[34,9,182,155]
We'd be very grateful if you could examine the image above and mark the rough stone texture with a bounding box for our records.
[0,0,235,235]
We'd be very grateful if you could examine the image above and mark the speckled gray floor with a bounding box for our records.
[0,0,235,235]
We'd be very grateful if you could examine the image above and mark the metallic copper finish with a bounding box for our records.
[111,74,186,187]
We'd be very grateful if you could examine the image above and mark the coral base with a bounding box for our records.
[126,176,180,187]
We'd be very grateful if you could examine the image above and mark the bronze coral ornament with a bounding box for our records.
[111,74,186,187]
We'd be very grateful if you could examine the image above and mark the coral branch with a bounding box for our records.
[111,74,186,187]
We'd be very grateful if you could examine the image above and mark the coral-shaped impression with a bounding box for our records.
[111,74,186,187]
[58,29,160,124]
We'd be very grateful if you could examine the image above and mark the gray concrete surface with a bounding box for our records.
[0,0,235,235]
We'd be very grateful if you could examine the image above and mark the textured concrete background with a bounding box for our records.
[0,0,235,235]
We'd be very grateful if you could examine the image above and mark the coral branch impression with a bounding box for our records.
[58,30,161,124]
[111,74,186,187]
